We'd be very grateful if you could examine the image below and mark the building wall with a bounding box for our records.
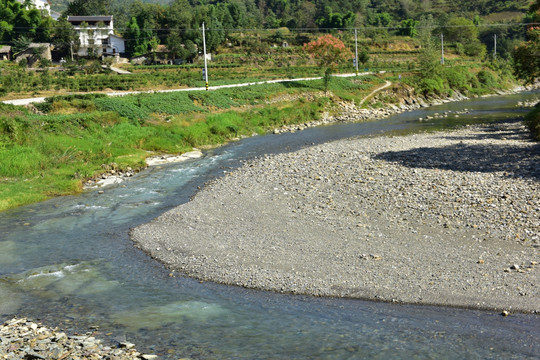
[16,0,50,15]
[69,17,115,57]
[108,36,125,54]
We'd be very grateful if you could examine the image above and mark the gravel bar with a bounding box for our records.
[131,121,540,314]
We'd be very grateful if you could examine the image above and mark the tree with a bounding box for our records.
[397,18,418,38]
[303,34,353,93]
[167,0,192,30]
[303,34,353,68]
[191,5,225,52]
[125,16,146,56]
[443,16,486,57]
[12,35,31,53]
[416,15,440,77]
[52,17,78,59]
[1,0,53,45]
[316,7,356,29]
[65,0,110,16]
[444,16,478,43]
[296,1,317,29]
[166,30,183,60]
[513,1,540,83]
[358,49,369,66]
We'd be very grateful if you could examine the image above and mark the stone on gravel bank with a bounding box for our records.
[131,121,540,313]
[0,318,155,360]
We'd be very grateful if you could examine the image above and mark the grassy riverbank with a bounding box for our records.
[0,75,379,211]
[0,66,526,212]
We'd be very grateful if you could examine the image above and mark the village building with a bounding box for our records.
[14,43,53,67]
[15,0,50,15]
[67,16,125,57]
[0,45,12,61]
[130,45,172,65]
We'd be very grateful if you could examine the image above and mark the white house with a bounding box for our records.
[108,34,125,55]
[16,0,50,15]
[67,16,125,57]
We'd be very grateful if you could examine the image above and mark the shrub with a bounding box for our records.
[443,67,474,92]
[182,122,213,147]
[477,70,497,88]
[0,115,33,143]
[207,112,243,138]
[417,76,446,96]
[525,102,540,141]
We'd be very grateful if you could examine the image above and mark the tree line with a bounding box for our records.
[0,0,538,81]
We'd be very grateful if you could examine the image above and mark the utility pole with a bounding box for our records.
[354,28,359,75]
[202,22,209,91]
[493,33,497,60]
[440,33,444,65]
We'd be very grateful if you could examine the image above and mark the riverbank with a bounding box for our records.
[131,120,540,314]
[0,318,156,359]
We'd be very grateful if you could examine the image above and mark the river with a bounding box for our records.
[1,92,539,359]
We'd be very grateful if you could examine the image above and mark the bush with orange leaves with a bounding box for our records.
[302,34,353,69]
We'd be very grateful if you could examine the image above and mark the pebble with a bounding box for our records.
[0,318,156,360]
[132,119,540,313]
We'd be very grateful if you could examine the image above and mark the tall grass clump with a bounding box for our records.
[0,147,48,177]
[207,112,243,139]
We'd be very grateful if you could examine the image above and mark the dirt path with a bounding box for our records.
[359,80,392,105]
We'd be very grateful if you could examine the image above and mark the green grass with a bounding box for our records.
[0,75,384,212]
[0,63,523,213]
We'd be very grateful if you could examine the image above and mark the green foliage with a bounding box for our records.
[417,76,446,96]
[464,40,487,58]
[188,92,239,109]
[0,146,47,177]
[52,17,78,58]
[444,17,480,44]
[0,0,48,46]
[524,102,540,140]
[476,69,497,87]
[0,114,32,143]
[512,26,540,84]
[316,7,356,29]
[94,96,151,122]
[358,49,370,65]
[65,0,110,16]
[442,66,477,92]
[36,93,107,112]
[398,19,418,38]
[207,112,242,138]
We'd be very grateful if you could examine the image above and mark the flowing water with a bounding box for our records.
[1,92,539,359]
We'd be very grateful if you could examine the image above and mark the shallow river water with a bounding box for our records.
[1,92,539,359]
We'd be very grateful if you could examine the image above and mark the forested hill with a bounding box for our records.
[51,0,535,28]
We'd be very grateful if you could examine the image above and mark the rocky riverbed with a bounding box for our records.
[131,120,540,313]
[0,318,158,359]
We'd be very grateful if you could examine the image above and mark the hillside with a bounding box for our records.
[50,0,535,26]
